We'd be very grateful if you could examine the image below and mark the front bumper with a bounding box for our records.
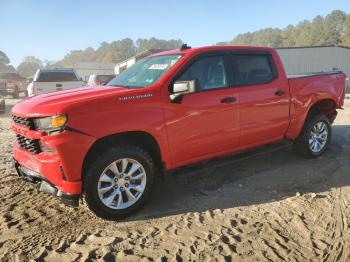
[12,158,80,206]
[12,122,96,197]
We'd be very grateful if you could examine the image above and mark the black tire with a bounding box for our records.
[83,145,156,220]
[293,114,331,158]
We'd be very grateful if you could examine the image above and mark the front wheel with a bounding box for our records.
[293,114,331,158]
[83,145,156,220]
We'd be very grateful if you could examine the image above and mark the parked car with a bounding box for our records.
[11,45,346,220]
[0,72,28,98]
[87,74,115,86]
[27,68,84,96]
[0,95,5,113]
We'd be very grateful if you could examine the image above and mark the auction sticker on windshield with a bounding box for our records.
[149,64,168,70]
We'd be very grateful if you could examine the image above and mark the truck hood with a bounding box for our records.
[12,85,130,117]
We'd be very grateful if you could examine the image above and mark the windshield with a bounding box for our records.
[109,54,183,88]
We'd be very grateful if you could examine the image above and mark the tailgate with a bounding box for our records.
[34,81,84,95]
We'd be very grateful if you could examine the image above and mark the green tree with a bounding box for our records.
[251,28,283,47]
[230,32,253,46]
[215,41,229,46]
[54,37,183,67]
[0,50,10,64]
[136,38,183,52]
[17,56,43,78]
[342,14,350,47]
[230,29,282,47]
[323,10,347,45]
[281,25,296,47]
[309,16,325,45]
[228,9,348,48]
[294,20,313,46]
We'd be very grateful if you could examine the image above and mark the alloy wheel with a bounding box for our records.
[308,121,328,153]
[97,158,147,209]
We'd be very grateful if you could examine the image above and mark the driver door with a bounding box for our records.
[164,54,240,166]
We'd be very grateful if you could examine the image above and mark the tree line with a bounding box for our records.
[1,9,349,78]
[217,10,350,48]
[55,38,183,67]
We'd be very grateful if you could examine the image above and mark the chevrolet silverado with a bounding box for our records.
[11,45,346,219]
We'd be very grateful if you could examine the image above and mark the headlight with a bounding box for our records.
[34,114,67,131]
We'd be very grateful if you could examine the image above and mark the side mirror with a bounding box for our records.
[170,80,196,102]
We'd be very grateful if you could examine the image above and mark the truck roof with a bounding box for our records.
[148,45,276,57]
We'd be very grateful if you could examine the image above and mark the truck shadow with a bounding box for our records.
[128,124,350,222]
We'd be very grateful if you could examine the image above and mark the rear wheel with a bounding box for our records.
[293,114,331,158]
[83,145,156,220]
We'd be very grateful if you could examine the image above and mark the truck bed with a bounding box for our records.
[287,70,345,110]
[286,70,346,140]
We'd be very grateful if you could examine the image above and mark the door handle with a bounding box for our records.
[274,90,286,96]
[56,83,62,87]
[221,97,237,104]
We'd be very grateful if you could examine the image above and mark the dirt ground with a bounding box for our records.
[0,97,350,261]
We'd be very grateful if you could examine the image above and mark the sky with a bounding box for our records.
[1,0,349,67]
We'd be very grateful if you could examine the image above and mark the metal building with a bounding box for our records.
[276,46,350,93]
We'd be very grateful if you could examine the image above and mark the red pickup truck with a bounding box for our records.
[11,46,346,220]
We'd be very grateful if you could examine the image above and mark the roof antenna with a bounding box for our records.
[179,44,191,51]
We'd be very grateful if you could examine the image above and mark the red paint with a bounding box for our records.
[11,46,347,196]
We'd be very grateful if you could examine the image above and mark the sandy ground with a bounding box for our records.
[0,97,350,261]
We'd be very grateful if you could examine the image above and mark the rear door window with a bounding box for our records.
[231,55,276,86]
[36,72,78,82]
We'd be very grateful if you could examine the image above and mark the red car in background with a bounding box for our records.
[11,45,346,220]
[0,72,28,98]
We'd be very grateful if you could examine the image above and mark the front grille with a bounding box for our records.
[12,115,35,129]
[16,134,41,154]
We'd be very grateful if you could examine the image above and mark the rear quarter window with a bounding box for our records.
[232,55,276,86]
[36,71,78,82]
